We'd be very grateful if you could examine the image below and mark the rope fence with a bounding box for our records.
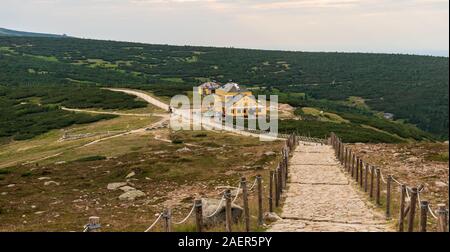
[82,133,299,232]
[330,132,449,232]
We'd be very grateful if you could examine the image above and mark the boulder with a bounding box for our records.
[119,186,136,192]
[264,151,276,157]
[37,177,51,180]
[44,181,60,186]
[107,182,127,190]
[119,190,145,201]
[176,147,191,153]
[263,212,282,222]
[201,198,243,226]
[435,181,447,188]
[125,172,136,179]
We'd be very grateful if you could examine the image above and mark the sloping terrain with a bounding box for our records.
[0,36,448,138]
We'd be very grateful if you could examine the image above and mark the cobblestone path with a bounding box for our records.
[268,142,393,232]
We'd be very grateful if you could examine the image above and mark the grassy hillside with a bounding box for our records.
[0,85,147,141]
[0,36,448,139]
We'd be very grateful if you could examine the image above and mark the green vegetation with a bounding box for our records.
[0,85,149,141]
[73,155,107,163]
[0,36,448,139]
[279,119,404,143]
[425,152,449,162]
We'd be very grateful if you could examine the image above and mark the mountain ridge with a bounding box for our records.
[0,27,68,38]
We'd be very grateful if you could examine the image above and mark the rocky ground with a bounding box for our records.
[348,142,449,210]
[0,130,283,231]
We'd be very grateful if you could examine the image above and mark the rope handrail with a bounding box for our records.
[405,186,411,201]
[248,178,258,191]
[428,204,439,219]
[379,170,388,184]
[172,203,196,225]
[144,213,163,232]
[231,183,242,204]
[205,196,226,218]
[391,176,403,186]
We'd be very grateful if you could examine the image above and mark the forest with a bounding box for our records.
[0,85,147,141]
[0,36,448,140]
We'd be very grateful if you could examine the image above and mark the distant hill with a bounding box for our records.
[0,36,448,139]
[0,27,67,38]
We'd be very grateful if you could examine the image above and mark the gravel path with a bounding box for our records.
[268,142,393,232]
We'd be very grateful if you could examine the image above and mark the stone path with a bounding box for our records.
[268,142,393,232]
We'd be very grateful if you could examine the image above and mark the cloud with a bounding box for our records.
[1,0,448,56]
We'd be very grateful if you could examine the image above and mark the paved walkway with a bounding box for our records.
[269,142,393,232]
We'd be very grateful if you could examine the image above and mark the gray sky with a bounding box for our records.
[2,0,449,56]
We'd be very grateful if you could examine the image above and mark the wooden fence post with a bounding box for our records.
[352,154,356,177]
[278,166,283,195]
[355,157,360,182]
[225,189,232,232]
[241,177,250,232]
[346,149,353,173]
[407,187,418,232]
[398,184,406,232]
[437,204,448,232]
[274,169,279,207]
[269,171,274,212]
[344,148,348,169]
[386,175,392,219]
[370,166,374,199]
[163,208,172,232]
[359,159,363,188]
[284,151,289,185]
[194,199,203,232]
[364,163,369,192]
[376,168,381,206]
[419,201,428,232]
[257,175,263,226]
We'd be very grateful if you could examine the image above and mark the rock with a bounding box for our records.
[119,186,136,192]
[1,192,7,195]
[107,182,127,190]
[176,147,191,153]
[264,212,282,222]
[37,177,51,180]
[406,157,419,162]
[119,190,146,201]
[201,198,243,226]
[125,171,136,179]
[34,211,45,215]
[55,161,66,165]
[435,181,447,188]
[6,184,15,188]
[44,181,60,186]
[264,151,276,157]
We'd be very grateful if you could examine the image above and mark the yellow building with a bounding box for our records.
[221,94,267,117]
[198,82,267,117]
[197,82,221,96]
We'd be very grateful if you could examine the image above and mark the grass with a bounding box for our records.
[0,115,159,168]
[301,107,349,123]
[161,77,184,83]
[425,152,449,162]
[72,155,107,163]
[0,127,284,231]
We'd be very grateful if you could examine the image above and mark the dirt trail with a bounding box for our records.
[269,142,393,232]
[107,88,283,141]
